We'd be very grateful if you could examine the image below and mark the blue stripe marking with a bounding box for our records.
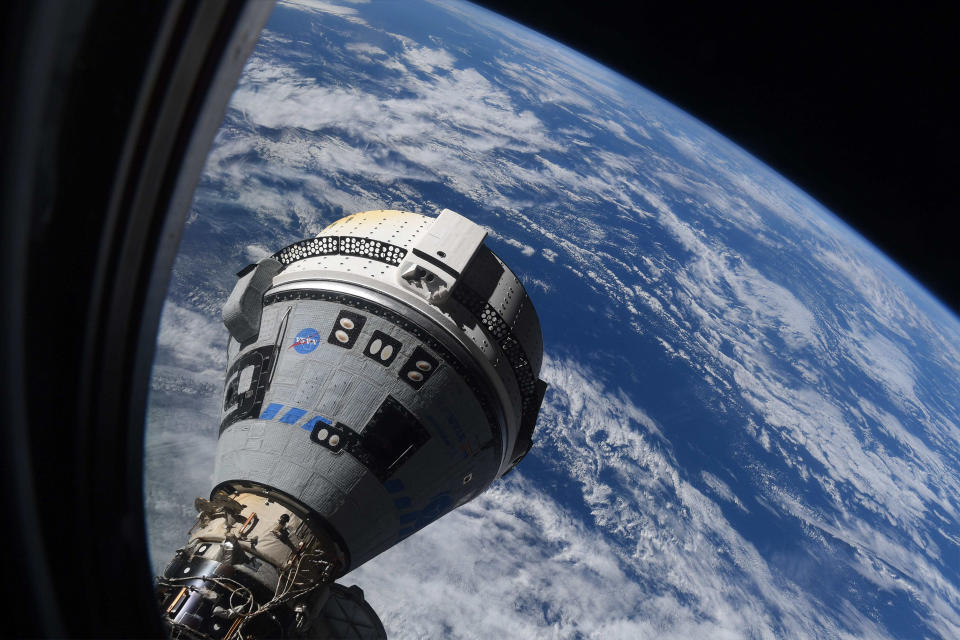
[279,408,307,424]
[301,414,333,432]
[384,479,405,494]
[393,497,412,509]
[260,403,283,420]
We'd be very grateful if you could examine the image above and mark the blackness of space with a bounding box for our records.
[477,2,959,313]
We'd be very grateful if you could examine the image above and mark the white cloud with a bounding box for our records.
[143,2,960,637]
[402,45,456,72]
[154,300,227,385]
[352,355,894,638]
[701,471,749,513]
[352,477,656,639]
[345,41,386,57]
[486,227,535,256]
[244,243,272,263]
[277,0,369,25]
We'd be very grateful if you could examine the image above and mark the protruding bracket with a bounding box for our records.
[395,209,487,305]
[223,257,282,342]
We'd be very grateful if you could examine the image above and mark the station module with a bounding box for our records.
[155,209,547,639]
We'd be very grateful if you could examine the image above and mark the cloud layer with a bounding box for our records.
[144,1,960,638]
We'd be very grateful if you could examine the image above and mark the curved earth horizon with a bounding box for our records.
[145,1,960,638]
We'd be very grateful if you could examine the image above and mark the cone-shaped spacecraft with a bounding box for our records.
[156,209,546,639]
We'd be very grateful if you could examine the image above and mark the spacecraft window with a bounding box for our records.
[237,365,255,395]
[223,369,243,412]
[399,347,439,390]
[362,396,431,478]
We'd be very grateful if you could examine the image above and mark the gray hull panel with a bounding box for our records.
[214,292,499,569]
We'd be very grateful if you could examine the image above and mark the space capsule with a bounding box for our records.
[155,209,546,638]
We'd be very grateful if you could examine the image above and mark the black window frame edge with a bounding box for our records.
[0,1,274,636]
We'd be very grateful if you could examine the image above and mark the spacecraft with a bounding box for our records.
[155,209,547,638]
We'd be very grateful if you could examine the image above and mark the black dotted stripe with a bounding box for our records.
[262,289,503,453]
[272,236,408,268]
[452,284,539,424]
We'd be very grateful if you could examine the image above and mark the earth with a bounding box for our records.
[144,1,960,638]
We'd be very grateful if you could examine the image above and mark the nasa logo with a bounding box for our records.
[290,328,321,354]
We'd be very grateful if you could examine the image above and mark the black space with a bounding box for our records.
[476,1,959,313]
